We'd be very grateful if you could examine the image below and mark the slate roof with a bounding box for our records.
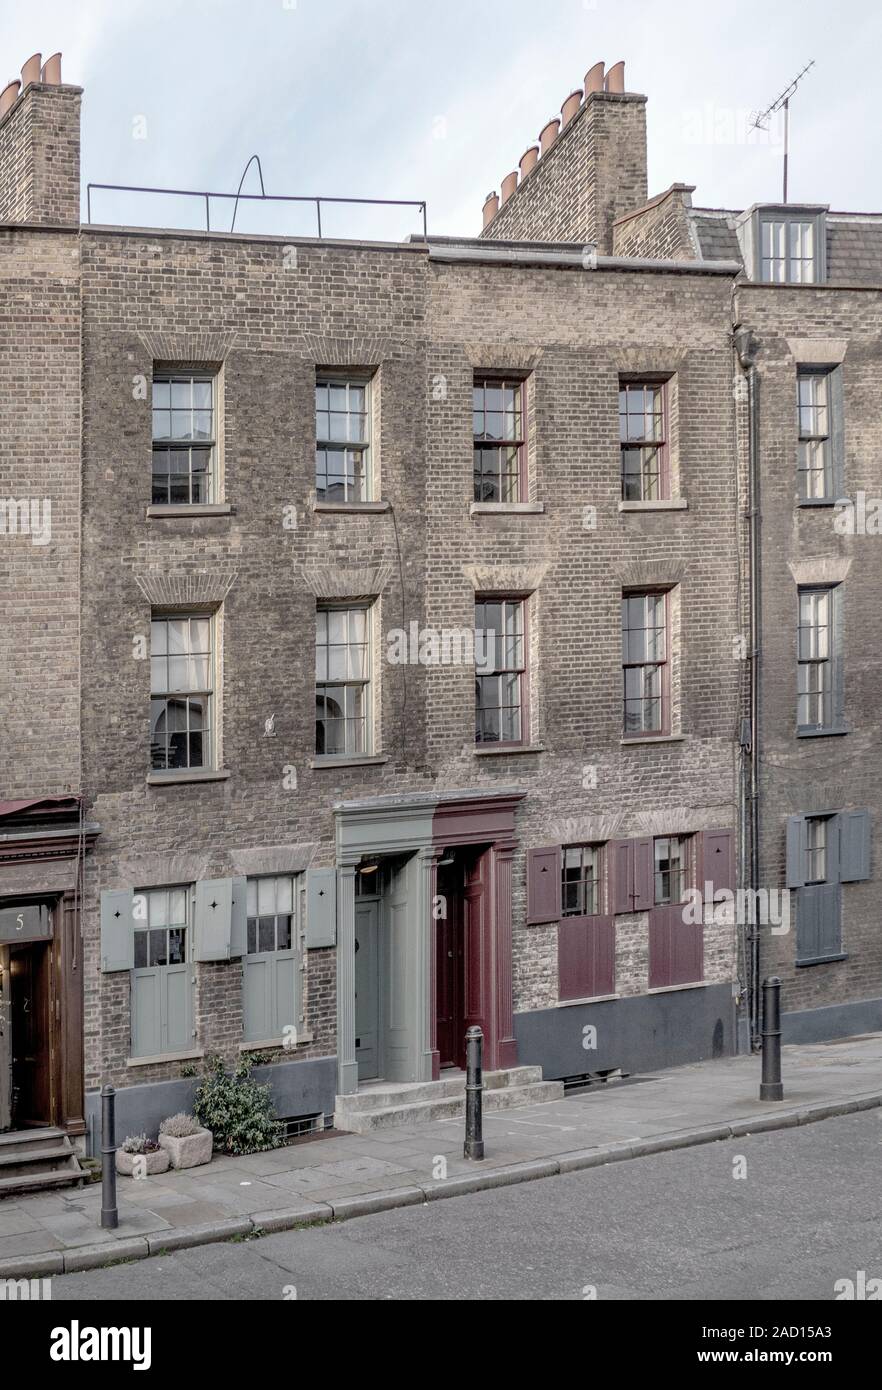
[690,209,882,283]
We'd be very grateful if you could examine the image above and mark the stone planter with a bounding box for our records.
[158,1127,213,1170]
[116,1146,169,1177]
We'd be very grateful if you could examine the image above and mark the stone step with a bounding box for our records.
[0,1168,83,1199]
[0,1129,83,1198]
[337,1065,547,1116]
[335,1079,564,1133]
[0,1127,66,1151]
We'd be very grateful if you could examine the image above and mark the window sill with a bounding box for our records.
[469,502,545,516]
[797,498,836,509]
[309,754,389,769]
[312,500,390,514]
[647,980,708,995]
[474,743,545,756]
[146,504,232,518]
[621,734,685,747]
[126,1048,204,1069]
[796,952,848,968]
[239,1034,313,1053]
[555,993,620,1008]
[147,768,231,786]
[796,726,849,739]
[618,499,688,512]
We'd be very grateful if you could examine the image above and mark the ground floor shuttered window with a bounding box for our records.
[131,888,193,1059]
[243,876,300,1045]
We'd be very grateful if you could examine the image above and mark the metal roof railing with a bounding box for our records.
[85,181,428,240]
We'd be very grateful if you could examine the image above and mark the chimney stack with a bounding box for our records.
[0,48,80,226]
[480,59,647,250]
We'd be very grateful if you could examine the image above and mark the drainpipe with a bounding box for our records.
[734,323,761,1050]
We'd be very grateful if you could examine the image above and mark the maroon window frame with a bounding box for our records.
[622,589,670,737]
[473,376,526,503]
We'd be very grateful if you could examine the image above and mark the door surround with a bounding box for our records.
[334,788,524,1096]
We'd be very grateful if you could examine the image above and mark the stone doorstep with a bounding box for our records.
[0,1088,879,1281]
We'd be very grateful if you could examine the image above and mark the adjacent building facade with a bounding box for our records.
[0,51,879,1150]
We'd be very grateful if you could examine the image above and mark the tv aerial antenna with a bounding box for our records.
[750,60,815,203]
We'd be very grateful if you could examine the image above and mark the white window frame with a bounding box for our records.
[152,371,217,505]
[150,612,216,772]
[315,376,372,502]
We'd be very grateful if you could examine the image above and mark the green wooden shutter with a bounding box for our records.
[131,968,162,1058]
[229,876,248,956]
[829,366,845,498]
[839,810,870,882]
[306,868,336,948]
[194,878,234,961]
[100,890,135,972]
[797,883,842,962]
[243,956,271,1042]
[785,816,807,888]
[163,962,192,1052]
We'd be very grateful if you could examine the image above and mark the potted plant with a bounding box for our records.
[158,1112,213,1170]
[116,1133,170,1177]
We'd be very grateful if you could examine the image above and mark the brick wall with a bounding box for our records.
[0,227,81,796]
[613,185,698,260]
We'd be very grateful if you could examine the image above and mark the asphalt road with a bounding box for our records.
[46,1110,882,1301]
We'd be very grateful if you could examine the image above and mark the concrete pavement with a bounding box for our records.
[1,1032,881,1279]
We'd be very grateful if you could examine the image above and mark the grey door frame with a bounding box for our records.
[333,788,525,1098]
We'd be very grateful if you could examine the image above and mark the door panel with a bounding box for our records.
[10,943,52,1127]
[355,899,379,1080]
[436,862,466,1069]
[463,851,489,1041]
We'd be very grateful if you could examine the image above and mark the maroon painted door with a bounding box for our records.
[435,862,466,1069]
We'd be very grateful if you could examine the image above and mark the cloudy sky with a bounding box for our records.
[3,0,880,241]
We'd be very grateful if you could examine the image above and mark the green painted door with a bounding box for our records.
[355,897,379,1080]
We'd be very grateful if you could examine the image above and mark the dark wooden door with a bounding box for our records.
[10,942,52,1127]
[436,862,466,1069]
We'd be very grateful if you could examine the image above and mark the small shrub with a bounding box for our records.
[193,1054,283,1156]
[159,1112,203,1139]
[121,1133,161,1155]
[180,1063,198,1078]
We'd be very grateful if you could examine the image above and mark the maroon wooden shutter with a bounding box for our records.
[632,837,654,911]
[648,907,672,988]
[609,840,634,914]
[698,829,735,903]
[527,846,561,924]
[558,916,615,1001]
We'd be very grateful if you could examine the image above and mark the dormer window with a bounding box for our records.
[755,208,825,284]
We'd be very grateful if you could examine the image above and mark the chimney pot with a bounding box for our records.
[538,117,560,155]
[482,191,500,228]
[604,60,625,93]
[519,145,539,179]
[0,79,21,118]
[561,89,583,126]
[584,62,605,95]
[500,170,519,204]
[41,53,62,85]
[21,53,42,89]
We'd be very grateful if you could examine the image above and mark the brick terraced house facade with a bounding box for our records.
[0,51,879,1150]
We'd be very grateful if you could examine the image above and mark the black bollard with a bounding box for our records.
[463,1025,484,1160]
[759,976,784,1102]
[100,1083,119,1228]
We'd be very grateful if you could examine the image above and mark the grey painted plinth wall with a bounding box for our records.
[84,1055,337,1155]
[781,995,882,1046]
[515,983,736,1079]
